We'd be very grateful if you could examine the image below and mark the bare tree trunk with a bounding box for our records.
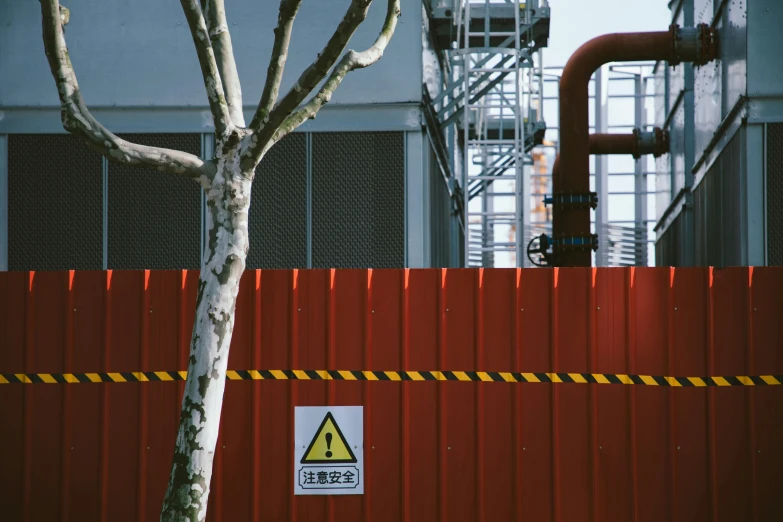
[39,1,400,520]
[160,149,252,521]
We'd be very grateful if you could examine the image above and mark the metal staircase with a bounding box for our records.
[428,0,550,267]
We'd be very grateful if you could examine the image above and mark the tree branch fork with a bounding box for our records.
[40,0,401,179]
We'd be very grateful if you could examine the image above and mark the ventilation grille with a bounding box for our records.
[247,133,307,269]
[312,132,404,268]
[108,134,201,269]
[768,124,783,266]
[8,134,102,270]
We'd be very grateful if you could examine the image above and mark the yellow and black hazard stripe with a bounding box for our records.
[1,370,781,386]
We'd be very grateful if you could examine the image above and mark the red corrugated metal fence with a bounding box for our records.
[0,267,781,522]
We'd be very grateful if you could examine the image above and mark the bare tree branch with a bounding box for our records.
[241,0,373,169]
[39,1,215,180]
[248,0,303,132]
[262,0,402,153]
[180,0,233,136]
[203,0,244,126]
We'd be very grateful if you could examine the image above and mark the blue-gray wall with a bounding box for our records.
[0,0,424,134]
[1,0,422,110]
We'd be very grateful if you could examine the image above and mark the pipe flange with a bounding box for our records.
[671,23,718,67]
[633,128,670,159]
[669,24,683,66]
[696,23,719,66]
[631,128,643,159]
[652,127,670,157]
[552,234,599,252]
[544,191,598,210]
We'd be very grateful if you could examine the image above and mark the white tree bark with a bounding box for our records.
[160,141,252,520]
[179,0,234,137]
[242,0,376,169]
[39,1,214,178]
[39,0,400,520]
[203,0,245,127]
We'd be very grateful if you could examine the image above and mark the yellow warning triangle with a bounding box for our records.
[301,412,357,464]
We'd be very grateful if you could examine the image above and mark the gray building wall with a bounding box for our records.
[655,0,777,266]
[1,0,422,110]
[0,0,424,134]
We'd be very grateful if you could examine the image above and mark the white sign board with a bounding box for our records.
[294,406,364,495]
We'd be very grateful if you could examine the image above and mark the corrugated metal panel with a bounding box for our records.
[7,134,103,270]
[108,134,202,269]
[768,124,783,266]
[671,102,687,196]
[656,212,682,267]
[1,268,782,522]
[694,0,722,162]
[247,133,308,269]
[668,5,688,198]
[747,0,783,98]
[430,145,452,268]
[312,132,404,268]
[723,0,747,106]
[654,63,671,220]
[694,130,742,266]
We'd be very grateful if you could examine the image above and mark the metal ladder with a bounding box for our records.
[429,0,548,267]
[461,1,528,267]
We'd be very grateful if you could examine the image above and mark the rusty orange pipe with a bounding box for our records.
[551,128,670,184]
[554,25,716,266]
[552,135,636,171]
[589,133,637,156]
[590,129,669,158]
[545,129,669,264]
[556,32,674,266]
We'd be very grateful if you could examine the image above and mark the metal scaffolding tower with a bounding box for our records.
[429,0,550,267]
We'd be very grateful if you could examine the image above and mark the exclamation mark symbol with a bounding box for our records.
[325,433,333,458]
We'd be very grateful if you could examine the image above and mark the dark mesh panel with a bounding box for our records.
[8,134,102,270]
[247,133,307,269]
[108,134,201,269]
[768,124,783,265]
[312,132,404,268]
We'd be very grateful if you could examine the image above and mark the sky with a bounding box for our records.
[544,0,672,68]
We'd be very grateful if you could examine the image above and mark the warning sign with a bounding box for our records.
[295,406,363,495]
[301,412,357,464]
